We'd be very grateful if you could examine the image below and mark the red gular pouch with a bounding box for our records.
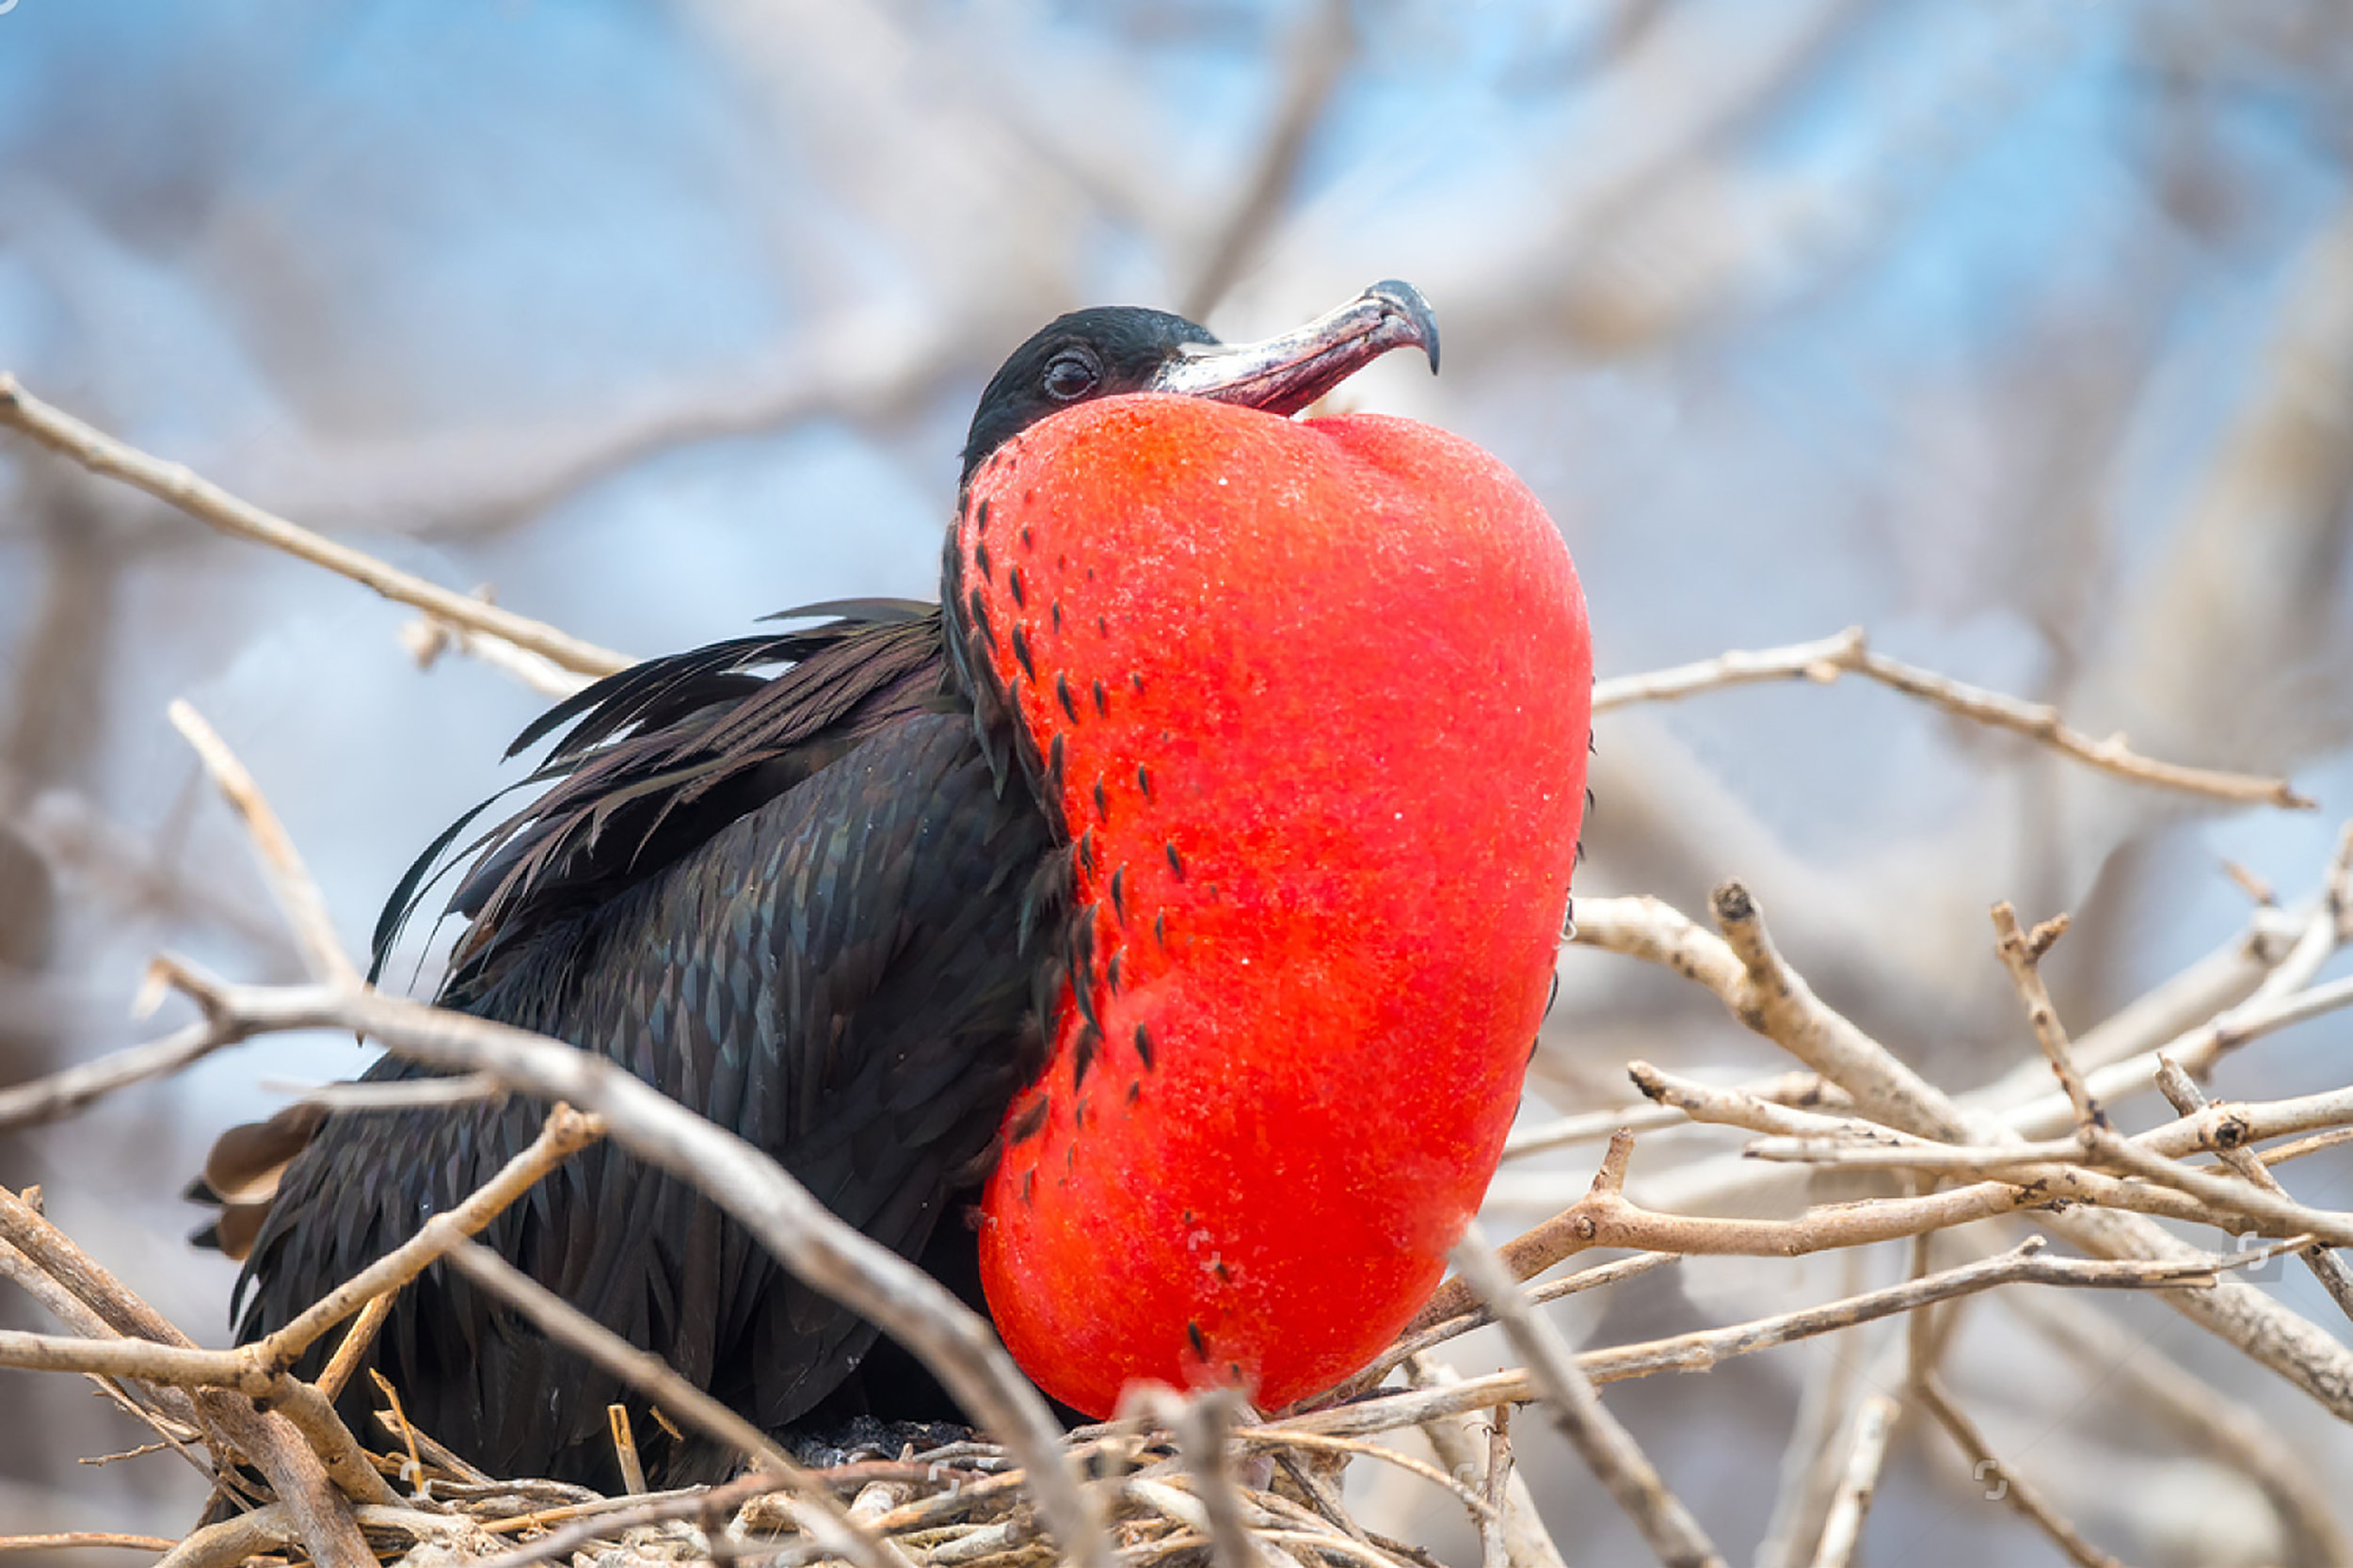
[954,393,1591,1417]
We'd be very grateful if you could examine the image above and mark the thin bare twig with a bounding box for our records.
[1291,1236,2281,1442]
[1450,1223,1726,1568]
[1803,1393,1898,1568]
[0,375,631,678]
[1913,1375,2127,1568]
[1398,1358,1567,1568]
[1563,885,2353,1422]
[1591,626,2309,808]
[2167,1057,2353,1324]
[257,1103,605,1372]
[440,1237,919,1568]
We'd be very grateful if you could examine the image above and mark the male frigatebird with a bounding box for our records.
[191,281,1592,1488]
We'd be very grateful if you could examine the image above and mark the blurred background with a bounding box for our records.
[3,1,2351,1561]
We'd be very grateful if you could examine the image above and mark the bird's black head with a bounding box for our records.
[958,280,1441,491]
[960,307,1216,489]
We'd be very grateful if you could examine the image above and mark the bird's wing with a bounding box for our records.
[215,610,1052,1485]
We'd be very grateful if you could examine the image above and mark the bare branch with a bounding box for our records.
[1913,1375,2127,1568]
[0,1017,217,1131]
[0,375,631,678]
[1803,1393,1898,1568]
[167,700,356,988]
[1400,1357,1566,1568]
[1293,1237,2280,1443]
[0,1186,386,1566]
[1592,626,2310,808]
[256,1103,605,1372]
[1450,1224,1726,1568]
[441,1239,910,1568]
[1563,884,2353,1420]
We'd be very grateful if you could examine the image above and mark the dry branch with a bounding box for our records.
[1913,1374,2126,1568]
[0,375,631,679]
[0,1184,386,1567]
[1450,1224,1726,1568]
[1551,881,2353,1422]
[1591,625,2310,808]
[1804,1393,1897,1568]
[442,1238,907,1568]
[1296,1236,2280,1443]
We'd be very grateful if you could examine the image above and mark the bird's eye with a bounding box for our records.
[1043,351,1100,402]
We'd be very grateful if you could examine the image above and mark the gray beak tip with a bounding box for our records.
[1366,280,1440,375]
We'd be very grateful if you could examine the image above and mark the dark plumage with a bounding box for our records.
[232,607,1049,1486]
[196,284,1444,1490]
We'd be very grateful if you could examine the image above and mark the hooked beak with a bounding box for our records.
[1149,280,1441,415]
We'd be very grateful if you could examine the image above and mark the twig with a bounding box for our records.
[166,700,358,987]
[1450,1223,1726,1568]
[2262,1126,2353,1167]
[1746,1069,2353,1176]
[1803,1393,1897,1568]
[0,375,631,678]
[1503,1071,1836,1160]
[370,1367,427,1497]
[1477,1405,1512,1568]
[1239,1426,1496,1526]
[1288,1236,2280,1442]
[0,1536,180,1555]
[2161,1056,2353,1324]
[315,1290,392,1400]
[400,609,597,699]
[468,1472,789,1568]
[0,1185,391,1560]
[1988,905,2353,1248]
[443,1239,911,1568]
[1912,1375,2126,1568]
[1350,1251,1678,1393]
[608,1403,649,1496]
[1397,1358,1566,1568]
[0,1017,220,1131]
[262,1103,604,1373]
[1591,626,2310,808]
[260,1070,506,1111]
[1564,885,2353,1422]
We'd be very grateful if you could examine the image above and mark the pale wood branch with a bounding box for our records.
[1450,1224,1726,1568]
[1557,882,2353,1422]
[441,1238,910,1568]
[1913,1374,2128,1568]
[0,375,631,678]
[1803,1393,1898,1568]
[0,1185,386,1567]
[1294,1238,2280,1443]
[1591,625,2310,808]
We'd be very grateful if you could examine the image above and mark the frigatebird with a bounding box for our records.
[191,280,1592,1488]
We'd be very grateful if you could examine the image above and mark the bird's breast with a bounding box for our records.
[952,394,1590,1416]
